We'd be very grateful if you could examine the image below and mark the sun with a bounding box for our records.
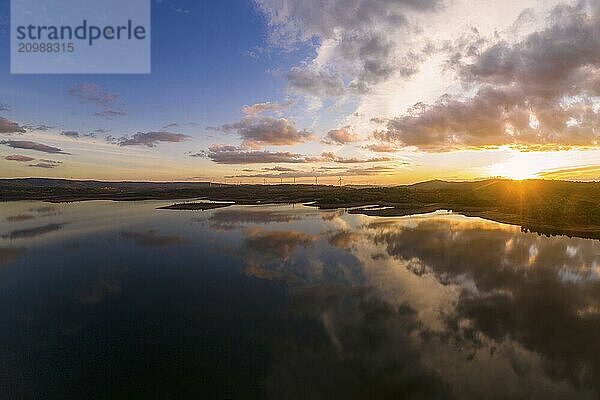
[489,155,541,180]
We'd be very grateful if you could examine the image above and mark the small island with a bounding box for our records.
[158,202,233,211]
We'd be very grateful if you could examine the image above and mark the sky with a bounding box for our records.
[1,0,600,184]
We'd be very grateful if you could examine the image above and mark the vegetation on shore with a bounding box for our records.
[2,178,600,239]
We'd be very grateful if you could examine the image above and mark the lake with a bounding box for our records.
[1,201,599,399]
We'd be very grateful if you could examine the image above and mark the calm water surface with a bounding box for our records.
[1,201,600,399]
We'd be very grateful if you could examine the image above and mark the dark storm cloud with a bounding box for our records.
[0,140,69,154]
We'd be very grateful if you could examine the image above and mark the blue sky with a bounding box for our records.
[1,0,600,183]
[0,0,290,131]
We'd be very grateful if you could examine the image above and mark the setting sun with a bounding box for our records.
[490,158,541,180]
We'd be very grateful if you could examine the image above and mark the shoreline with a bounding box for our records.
[3,178,600,240]
[2,195,599,240]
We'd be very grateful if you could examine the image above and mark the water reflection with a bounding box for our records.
[2,223,66,239]
[0,247,24,267]
[121,230,186,247]
[203,206,315,231]
[0,202,599,399]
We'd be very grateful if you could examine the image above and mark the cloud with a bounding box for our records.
[322,126,359,145]
[233,165,397,179]
[195,145,397,165]
[69,83,118,107]
[461,2,600,98]
[320,151,394,163]
[0,102,10,111]
[0,117,26,133]
[70,83,126,119]
[366,216,600,393]
[286,68,346,98]
[241,227,317,262]
[256,0,441,98]
[121,230,185,247]
[327,230,360,250]
[118,131,190,147]
[213,116,315,148]
[538,164,600,180]
[28,159,62,169]
[207,208,307,231]
[93,109,127,119]
[374,1,600,151]
[157,0,191,14]
[360,143,399,152]
[193,146,318,164]
[161,122,198,130]
[0,140,69,154]
[242,101,292,116]
[5,154,35,162]
[263,166,298,172]
[22,124,54,131]
[61,130,80,138]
